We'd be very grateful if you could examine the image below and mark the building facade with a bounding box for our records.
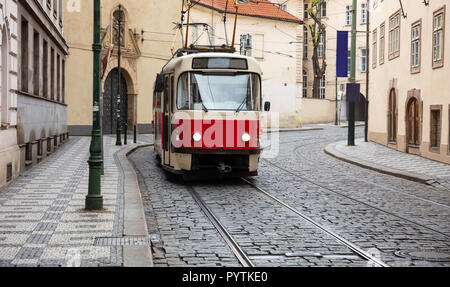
[191,0,303,128]
[0,0,20,188]
[64,0,181,136]
[369,0,449,164]
[16,0,69,173]
[299,0,368,124]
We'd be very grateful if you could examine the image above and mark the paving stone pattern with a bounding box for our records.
[0,136,130,267]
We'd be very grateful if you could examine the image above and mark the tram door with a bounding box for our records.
[163,75,172,166]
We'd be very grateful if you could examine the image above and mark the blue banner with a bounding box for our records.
[336,31,349,78]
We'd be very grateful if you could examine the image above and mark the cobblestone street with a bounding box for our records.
[130,126,450,267]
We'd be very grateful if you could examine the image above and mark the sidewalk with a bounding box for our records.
[325,139,450,190]
[0,135,153,267]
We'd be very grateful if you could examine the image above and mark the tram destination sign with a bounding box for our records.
[192,57,248,70]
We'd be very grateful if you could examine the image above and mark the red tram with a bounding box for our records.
[153,51,270,179]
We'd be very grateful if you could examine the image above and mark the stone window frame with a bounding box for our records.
[388,9,401,61]
[432,5,445,69]
[302,69,307,98]
[379,21,385,65]
[359,47,367,73]
[429,104,442,154]
[372,28,377,69]
[410,19,422,74]
[303,26,308,59]
[318,29,326,59]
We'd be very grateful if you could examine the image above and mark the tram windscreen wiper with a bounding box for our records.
[235,96,248,113]
[201,101,209,112]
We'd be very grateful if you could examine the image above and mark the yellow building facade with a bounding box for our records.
[64,0,181,135]
[369,1,449,164]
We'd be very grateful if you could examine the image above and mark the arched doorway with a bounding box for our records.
[387,89,397,142]
[102,68,128,135]
[406,97,420,146]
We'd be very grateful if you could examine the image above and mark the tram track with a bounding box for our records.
[261,158,450,239]
[186,180,389,267]
[187,185,255,267]
[241,178,389,267]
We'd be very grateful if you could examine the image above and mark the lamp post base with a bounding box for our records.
[85,195,103,210]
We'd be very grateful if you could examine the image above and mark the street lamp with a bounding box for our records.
[86,0,104,210]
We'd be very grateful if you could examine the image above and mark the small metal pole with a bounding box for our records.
[134,125,137,144]
[124,123,128,145]
[365,0,370,142]
[335,77,338,126]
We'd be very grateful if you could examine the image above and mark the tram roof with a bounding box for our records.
[162,52,262,74]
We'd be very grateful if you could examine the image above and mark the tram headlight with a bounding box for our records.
[192,132,202,142]
[241,133,251,143]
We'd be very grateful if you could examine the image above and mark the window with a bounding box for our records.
[303,26,308,59]
[379,22,385,64]
[320,1,327,17]
[372,29,377,68]
[318,31,325,58]
[176,72,261,111]
[1,26,8,124]
[33,31,40,96]
[319,75,326,99]
[304,4,309,19]
[389,11,400,59]
[21,18,29,92]
[278,3,287,11]
[411,22,421,72]
[113,8,125,46]
[240,34,252,57]
[346,5,352,25]
[433,7,445,68]
[53,0,57,19]
[57,54,61,102]
[360,48,367,72]
[62,59,65,103]
[360,3,367,24]
[43,40,48,98]
[302,70,307,98]
[430,107,442,150]
[59,0,63,26]
[51,47,55,100]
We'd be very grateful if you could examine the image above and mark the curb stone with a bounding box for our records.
[324,141,434,186]
[119,144,154,267]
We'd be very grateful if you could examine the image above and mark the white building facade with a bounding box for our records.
[0,0,20,188]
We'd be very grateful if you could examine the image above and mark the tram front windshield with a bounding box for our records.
[177,72,261,111]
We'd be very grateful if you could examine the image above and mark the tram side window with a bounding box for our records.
[177,73,190,110]
[164,77,169,112]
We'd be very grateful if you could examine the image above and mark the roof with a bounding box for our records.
[195,0,303,24]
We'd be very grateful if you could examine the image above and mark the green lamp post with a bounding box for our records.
[86,0,104,210]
